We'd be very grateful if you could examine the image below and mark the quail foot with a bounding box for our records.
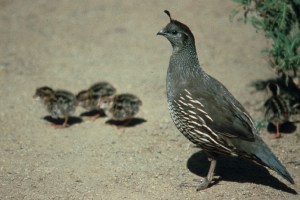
[157,10,294,190]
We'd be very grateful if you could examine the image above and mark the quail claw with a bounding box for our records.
[179,177,220,191]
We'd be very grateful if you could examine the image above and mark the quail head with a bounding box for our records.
[98,93,142,128]
[76,82,116,120]
[34,86,77,128]
[158,10,294,190]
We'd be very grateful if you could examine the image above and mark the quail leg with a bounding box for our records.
[196,158,217,190]
[180,156,217,191]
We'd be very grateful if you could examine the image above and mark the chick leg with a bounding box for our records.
[62,116,69,128]
[274,122,282,139]
[117,118,132,129]
[52,116,69,129]
[85,113,100,121]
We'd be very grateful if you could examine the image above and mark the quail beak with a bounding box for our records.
[157,28,166,36]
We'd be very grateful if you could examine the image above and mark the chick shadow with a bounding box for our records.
[186,150,297,194]
[105,117,146,128]
[267,121,297,135]
[43,116,83,127]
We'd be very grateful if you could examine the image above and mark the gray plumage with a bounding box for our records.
[158,10,294,189]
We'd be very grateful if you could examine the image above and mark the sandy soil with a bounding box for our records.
[0,0,299,199]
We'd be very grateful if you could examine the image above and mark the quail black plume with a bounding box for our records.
[33,86,77,128]
[158,10,294,190]
[264,83,290,139]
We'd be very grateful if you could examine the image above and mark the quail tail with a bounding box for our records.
[254,141,294,184]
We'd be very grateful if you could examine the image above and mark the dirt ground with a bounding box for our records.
[0,0,299,199]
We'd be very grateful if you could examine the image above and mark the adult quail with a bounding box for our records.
[34,86,77,128]
[157,10,294,190]
[264,83,290,138]
[97,93,142,128]
[76,82,116,120]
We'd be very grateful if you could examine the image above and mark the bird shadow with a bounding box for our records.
[43,116,83,127]
[105,117,146,128]
[186,150,297,194]
[267,121,297,135]
[79,110,106,118]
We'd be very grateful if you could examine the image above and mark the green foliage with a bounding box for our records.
[231,0,300,77]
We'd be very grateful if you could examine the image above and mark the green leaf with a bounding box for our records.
[250,17,264,30]
[293,0,300,5]
[229,8,240,22]
[232,0,246,3]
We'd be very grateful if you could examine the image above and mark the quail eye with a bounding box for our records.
[171,30,178,35]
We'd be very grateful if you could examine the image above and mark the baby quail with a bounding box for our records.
[76,82,116,120]
[98,93,142,127]
[264,83,290,138]
[33,86,77,128]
